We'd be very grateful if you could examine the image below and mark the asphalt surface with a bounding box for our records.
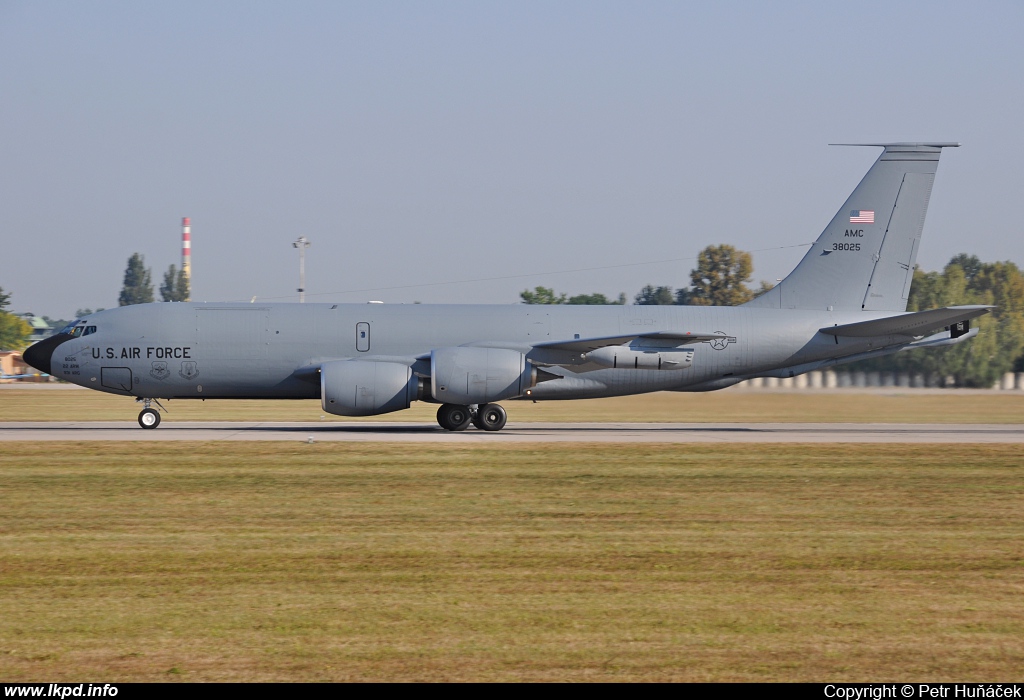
[1,421,1023,443]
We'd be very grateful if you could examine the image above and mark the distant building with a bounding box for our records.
[19,314,53,343]
[0,350,48,382]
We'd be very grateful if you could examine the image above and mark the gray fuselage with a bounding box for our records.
[44,301,906,401]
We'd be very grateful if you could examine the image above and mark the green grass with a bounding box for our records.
[2,386,1024,423]
[1,442,1022,681]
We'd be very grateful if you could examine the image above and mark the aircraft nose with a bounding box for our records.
[22,333,72,376]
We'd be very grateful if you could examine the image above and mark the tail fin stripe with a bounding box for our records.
[861,174,909,309]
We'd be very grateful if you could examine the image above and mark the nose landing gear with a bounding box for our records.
[139,408,160,429]
[136,398,166,430]
[436,403,508,432]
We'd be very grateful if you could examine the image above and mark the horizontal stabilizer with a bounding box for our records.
[820,305,992,338]
[536,331,729,353]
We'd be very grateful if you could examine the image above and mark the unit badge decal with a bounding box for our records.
[179,361,200,380]
[150,361,170,381]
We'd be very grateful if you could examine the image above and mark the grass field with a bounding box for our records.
[2,386,1024,423]
[1,442,1021,681]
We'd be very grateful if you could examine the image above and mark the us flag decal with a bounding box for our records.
[850,210,875,223]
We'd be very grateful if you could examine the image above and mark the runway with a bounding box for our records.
[2,421,1023,443]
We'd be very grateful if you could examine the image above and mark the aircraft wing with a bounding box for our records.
[534,331,729,353]
[820,305,993,338]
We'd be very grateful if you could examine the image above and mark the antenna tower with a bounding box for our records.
[181,217,192,301]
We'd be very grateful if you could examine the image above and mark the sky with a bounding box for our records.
[2,1,1022,319]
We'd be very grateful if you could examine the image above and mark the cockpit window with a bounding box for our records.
[59,320,93,337]
[58,319,95,335]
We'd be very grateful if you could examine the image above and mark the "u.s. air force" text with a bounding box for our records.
[91,347,192,360]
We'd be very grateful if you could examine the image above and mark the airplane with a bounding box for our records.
[24,142,991,431]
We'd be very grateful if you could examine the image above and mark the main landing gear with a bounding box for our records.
[137,398,166,430]
[436,403,508,432]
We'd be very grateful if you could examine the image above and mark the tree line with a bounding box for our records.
[521,244,772,307]
[118,253,190,305]
[846,255,1024,387]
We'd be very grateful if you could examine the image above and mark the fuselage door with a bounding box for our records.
[356,322,370,352]
[100,367,133,394]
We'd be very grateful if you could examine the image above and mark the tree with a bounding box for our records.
[948,253,982,284]
[685,244,754,306]
[118,254,154,306]
[0,287,31,350]
[160,264,190,302]
[0,313,31,350]
[634,285,675,305]
[567,292,626,305]
[520,287,566,304]
[753,280,776,298]
[521,287,625,305]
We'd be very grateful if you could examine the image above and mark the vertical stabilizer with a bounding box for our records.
[744,143,957,312]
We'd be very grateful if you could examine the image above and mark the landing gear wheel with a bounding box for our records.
[436,404,472,431]
[138,408,161,429]
[471,405,506,431]
[475,404,507,431]
[471,411,485,430]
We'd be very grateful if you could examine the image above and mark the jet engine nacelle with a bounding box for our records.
[431,347,535,404]
[586,346,694,370]
[321,360,418,416]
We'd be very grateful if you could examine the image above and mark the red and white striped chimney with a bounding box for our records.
[181,217,192,301]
